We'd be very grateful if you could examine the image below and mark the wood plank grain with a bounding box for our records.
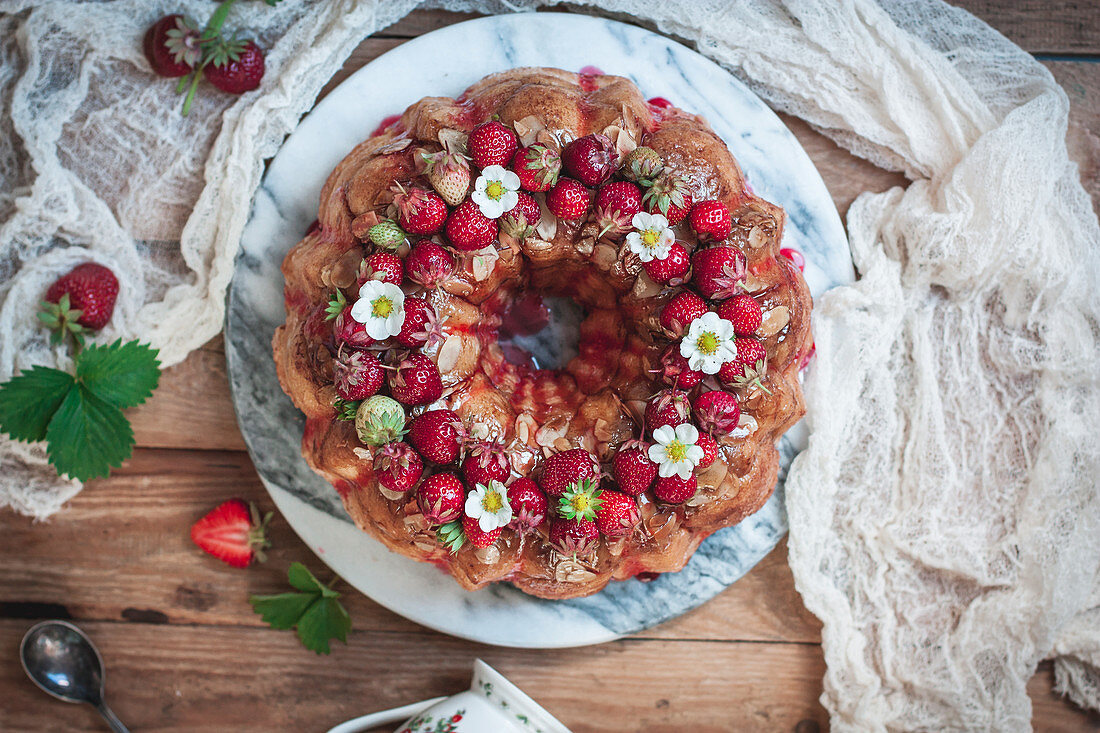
[0,619,829,733]
[0,447,821,644]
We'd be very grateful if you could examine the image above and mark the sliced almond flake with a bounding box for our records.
[748,224,770,249]
[437,127,469,153]
[574,236,595,256]
[533,194,557,240]
[513,115,545,146]
[685,488,712,507]
[606,536,628,557]
[474,546,501,564]
[403,514,429,531]
[593,418,614,442]
[379,486,407,502]
[468,421,491,442]
[555,558,598,583]
[466,245,500,281]
[535,419,568,447]
[352,447,373,461]
[743,270,768,293]
[349,212,375,240]
[758,305,791,337]
[632,269,663,299]
[376,135,412,155]
[553,437,573,453]
[514,413,538,445]
[413,540,436,553]
[436,334,463,372]
[535,129,560,149]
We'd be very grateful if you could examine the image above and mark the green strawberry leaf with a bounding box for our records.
[250,563,350,654]
[44,385,133,481]
[75,340,161,409]
[249,592,317,630]
[0,366,75,442]
[287,561,325,594]
[296,595,351,655]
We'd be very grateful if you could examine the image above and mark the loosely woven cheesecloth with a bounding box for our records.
[1,0,1097,728]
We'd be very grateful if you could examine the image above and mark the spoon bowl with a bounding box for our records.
[20,620,129,732]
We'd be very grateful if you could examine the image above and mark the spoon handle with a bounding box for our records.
[96,702,130,733]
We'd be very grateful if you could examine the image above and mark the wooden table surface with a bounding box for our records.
[3,5,1099,732]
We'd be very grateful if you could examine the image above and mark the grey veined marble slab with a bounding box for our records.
[225,12,851,648]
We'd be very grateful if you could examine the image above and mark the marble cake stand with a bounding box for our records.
[225,12,851,648]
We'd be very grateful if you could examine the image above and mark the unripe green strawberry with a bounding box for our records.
[355,395,407,446]
[368,220,407,250]
[423,147,471,206]
[619,146,664,184]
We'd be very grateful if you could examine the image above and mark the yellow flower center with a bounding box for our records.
[571,494,590,513]
[371,296,393,318]
[482,490,503,513]
[665,440,688,462]
[695,331,719,355]
[642,229,660,247]
[486,180,505,200]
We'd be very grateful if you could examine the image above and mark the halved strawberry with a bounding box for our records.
[190,499,271,568]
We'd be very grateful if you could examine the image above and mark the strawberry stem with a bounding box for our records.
[181,68,204,116]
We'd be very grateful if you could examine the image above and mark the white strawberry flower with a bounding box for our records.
[350,280,406,340]
[471,165,520,219]
[626,211,674,262]
[648,423,705,479]
[679,311,737,375]
[464,479,513,532]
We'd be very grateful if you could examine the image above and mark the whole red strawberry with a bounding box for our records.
[641,171,693,224]
[44,263,119,330]
[644,389,691,432]
[549,516,599,555]
[717,294,762,336]
[511,144,561,192]
[407,409,462,463]
[595,490,640,538]
[499,191,542,239]
[562,133,616,186]
[395,297,440,349]
[659,290,707,335]
[688,200,733,241]
[360,251,403,286]
[719,338,770,394]
[657,344,703,390]
[612,445,658,496]
[462,441,510,487]
[592,181,641,239]
[333,349,384,401]
[654,474,697,504]
[404,241,455,290]
[507,477,548,532]
[374,442,424,493]
[468,120,518,169]
[445,199,498,251]
[394,185,448,235]
[462,514,503,549]
[696,432,719,468]
[642,242,691,285]
[546,177,590,221]
[389,353,442,405]
[694,390,741,437]
[190,499,271,568]
[333,305,375,349]
[692,245,747,300]
[539,448,599,498]
[143,14,201,78]
[417,473,465,524]
[205,40,265,94]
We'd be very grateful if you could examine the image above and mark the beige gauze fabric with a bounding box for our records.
[1,0,1098,729]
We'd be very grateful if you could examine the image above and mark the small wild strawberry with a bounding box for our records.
[445,199,498,251]
[511,144,561,192]
[373,441,423,493]
[688,200,733,241]
[407,409,462,464]
[546,178,590,221]
[417,473,466,524]
[562,133,616,186]
[717,294,762,336]
[468,120,518,169]
[612,444,658,496]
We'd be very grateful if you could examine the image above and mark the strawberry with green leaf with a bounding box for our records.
[250,562,351,655]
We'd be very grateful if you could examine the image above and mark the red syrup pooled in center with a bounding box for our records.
[370,114,402,137]
[497,293,551,368]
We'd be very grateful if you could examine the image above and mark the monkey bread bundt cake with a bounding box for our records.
[272,67,813,600]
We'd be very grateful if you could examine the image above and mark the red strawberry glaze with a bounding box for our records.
[499,292,550,338]
[579,65,605,76]
[577,66,603,91]
[370,114,403,138]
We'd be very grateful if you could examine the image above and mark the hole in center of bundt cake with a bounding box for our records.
[497,293,584,370]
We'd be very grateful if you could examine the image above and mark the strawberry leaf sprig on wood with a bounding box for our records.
[0,340,161,481]
[250,562,351,654]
